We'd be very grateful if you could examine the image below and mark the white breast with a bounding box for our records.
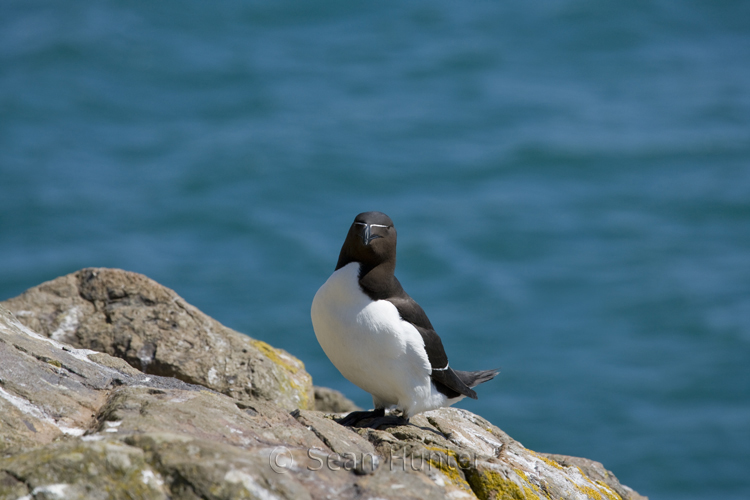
[311,262,433,411]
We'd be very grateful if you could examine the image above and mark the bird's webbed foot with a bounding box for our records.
[335,408,385,427]
[360,414,409,429]
[335,408,409,429]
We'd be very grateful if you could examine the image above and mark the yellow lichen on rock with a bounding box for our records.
[250,339,304,374]
[468,469,545,500]
[427,458,474,491]
[568,469,622,500]
[530,451,564,471]
[513,469,551,499]
[249,338,314,410]
[595,481,623,500]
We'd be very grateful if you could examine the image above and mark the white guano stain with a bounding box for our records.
[504,449,620,500]
[224,470,281,500]
[105,421,122,433]
[57,423,86,437]
[81,434,105,442]
[0,387,85,436]
[141,469,165,487]
[446,489,475,500]
[207,367,220,385]
[50,306,81,341]
[1,314,99,363]
[18,483,70,500]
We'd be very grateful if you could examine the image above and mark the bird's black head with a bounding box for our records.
[335,211,397,270]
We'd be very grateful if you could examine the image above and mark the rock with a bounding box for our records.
[3,439,171,500]
[1,268,313,411]
[0,273,648,500]
[0,306,215,457]
[313,386,361,413]
[539,454,649,500]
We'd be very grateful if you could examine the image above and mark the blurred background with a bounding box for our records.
[2,1,749,498]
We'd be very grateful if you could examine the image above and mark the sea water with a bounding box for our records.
[2,1,749,498]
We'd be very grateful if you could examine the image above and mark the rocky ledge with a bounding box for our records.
[0,268,647,500]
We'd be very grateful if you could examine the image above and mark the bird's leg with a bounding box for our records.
[335,408,385,427]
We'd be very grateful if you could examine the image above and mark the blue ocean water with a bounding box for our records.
[2,1,749,498]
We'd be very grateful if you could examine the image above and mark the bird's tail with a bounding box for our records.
[455,368,500,389]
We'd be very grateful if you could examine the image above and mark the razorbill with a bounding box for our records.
[311,211,499,427]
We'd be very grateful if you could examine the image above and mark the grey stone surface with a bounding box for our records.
[2,267,313,411]
[0,273,648,500]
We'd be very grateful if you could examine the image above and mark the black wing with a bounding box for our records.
[386,295,478,400]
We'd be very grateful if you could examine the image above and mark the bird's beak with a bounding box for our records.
[360,224,382,246]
